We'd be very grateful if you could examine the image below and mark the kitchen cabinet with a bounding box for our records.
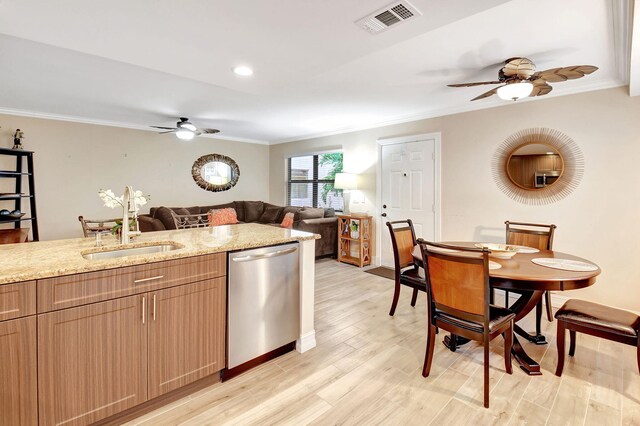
[35,253,226,425]
[0,316,37,426]
[148,278,226,399]
[37,295,148,426]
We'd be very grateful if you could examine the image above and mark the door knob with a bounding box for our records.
[382,204,387,209]
[381,213,387,217]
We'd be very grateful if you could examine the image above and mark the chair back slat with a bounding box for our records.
[505,221,556,251]
[386,220,417,270]
[426,253,486,317]
[78,216,120,237]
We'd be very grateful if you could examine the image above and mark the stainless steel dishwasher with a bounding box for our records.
[227,242,300,370]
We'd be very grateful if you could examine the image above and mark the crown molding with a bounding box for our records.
[271,79,625,145]
[0,107,270,145]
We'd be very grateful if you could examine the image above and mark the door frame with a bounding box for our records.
[375,132,442,266]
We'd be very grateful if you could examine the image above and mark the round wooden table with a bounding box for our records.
[412,242,601,375]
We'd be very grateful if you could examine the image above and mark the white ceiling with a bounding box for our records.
[0,0,633,144]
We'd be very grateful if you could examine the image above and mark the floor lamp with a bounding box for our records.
[334,172,357,215]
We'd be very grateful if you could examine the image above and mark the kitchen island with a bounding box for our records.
[0,223,318,426]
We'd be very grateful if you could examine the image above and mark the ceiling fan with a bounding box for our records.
[151,117,220,141]
[447,57,598,101]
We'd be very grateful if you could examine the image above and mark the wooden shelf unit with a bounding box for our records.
[337,215,372,268]
[0,148,39,241]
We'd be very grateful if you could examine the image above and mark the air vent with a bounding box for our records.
[356,1,422,34]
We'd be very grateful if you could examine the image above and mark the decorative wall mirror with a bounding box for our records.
[192,154,240,192]
[492,128,584,205]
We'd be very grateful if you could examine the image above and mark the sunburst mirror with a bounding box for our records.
[492,128,584,205]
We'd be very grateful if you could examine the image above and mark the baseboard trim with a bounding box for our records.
[296,330,317,353]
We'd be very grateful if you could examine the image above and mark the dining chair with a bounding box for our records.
[504,221,557,335]
[417,239,514,408]
[78,216,120,237]
[385,220,426,316]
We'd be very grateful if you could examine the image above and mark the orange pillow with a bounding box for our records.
[280,212,294,228]
[208,208,238,226]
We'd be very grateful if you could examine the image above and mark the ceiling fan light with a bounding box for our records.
[176,129,195,140]
[181,123,197,132]
[497,81,533,101]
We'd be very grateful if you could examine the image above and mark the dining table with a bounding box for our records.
[412,242,601,376]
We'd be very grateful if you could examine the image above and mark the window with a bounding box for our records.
[287,152,344,210]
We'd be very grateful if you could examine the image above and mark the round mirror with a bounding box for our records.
[506,144,564,190]
[492,128,584,205]
[192,154,240,192]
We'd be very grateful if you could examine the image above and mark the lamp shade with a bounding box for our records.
[334,173,357,190]
[497,81,533,101]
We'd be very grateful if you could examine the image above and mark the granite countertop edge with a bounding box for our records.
[0,223,319,285]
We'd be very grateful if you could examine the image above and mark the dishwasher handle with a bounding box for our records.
[231,246,298,262]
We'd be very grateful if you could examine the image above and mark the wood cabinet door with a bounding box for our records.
[38,295,148,426]
[148,278,226,399]
[0,316,37,426]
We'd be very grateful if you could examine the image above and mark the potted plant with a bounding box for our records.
[350,220,359,239]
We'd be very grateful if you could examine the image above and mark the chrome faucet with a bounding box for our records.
[121,185,142,244]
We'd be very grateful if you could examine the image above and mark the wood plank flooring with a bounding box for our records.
[125,259,640,425]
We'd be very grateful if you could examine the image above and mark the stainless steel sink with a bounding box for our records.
[82,243,180,260]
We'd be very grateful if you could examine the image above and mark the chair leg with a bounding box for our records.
[422,324,436,377]
[545,291,554,322]
[483,338,490,408]
[637,341,640,375]
[389,281,401,316]
[410,287,418,307]
[569,330,577,357]
[490,288,495,305]
[555,320,566,377]
[535,300,543,336]
[504,290,510,308]
[503,322,513,374]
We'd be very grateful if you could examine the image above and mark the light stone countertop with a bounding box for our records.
[0,223,319,285]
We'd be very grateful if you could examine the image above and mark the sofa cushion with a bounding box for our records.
[259,206,283,224]
[243,201,265,222]
[323,208,336,218]
[299,207,325,220]
[153,206,200,230]
[277,206,302,223]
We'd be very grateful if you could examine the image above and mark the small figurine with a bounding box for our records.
[12,129,24,150]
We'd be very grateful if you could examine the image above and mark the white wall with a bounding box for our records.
[270,87,640,311]
[0,114,270,240]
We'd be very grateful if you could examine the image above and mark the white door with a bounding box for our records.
[380,139,436,267]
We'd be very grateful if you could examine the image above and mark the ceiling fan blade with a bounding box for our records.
[158,130,178,134]
[471,85,502,101]
[198,128,220,135]
[532,65,598,83]
[150,126,177,130]
[448,81,502,87]
[530,80,553,97]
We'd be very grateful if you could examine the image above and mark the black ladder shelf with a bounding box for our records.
[0,147,39,241]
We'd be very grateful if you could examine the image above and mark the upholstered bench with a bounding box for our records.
[555,299,640,376]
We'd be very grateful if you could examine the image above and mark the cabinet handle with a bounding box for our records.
[134,275,164,284]
[142,296,146,324]
[152,295,156,321]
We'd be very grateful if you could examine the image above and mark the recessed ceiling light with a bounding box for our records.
[233,66,254,76]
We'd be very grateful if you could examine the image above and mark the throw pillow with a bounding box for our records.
[323,208,335,218]
[299,207,324,220]
[209,208,238,226]
[277,206,301,223]
[259,206,283,224]
[280,212,295,228]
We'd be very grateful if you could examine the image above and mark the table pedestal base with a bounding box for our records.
[512,335,542,375]
[515,324,548,345]
[442,335,470,352]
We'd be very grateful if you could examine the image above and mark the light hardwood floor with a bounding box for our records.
[126,259,640,425]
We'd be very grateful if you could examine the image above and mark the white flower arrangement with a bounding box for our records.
[98,188,149,211]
